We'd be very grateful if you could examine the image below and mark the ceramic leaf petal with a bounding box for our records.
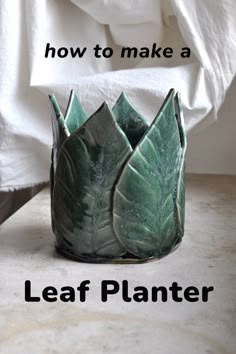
[113,89,183,258]
[112,92,148,148]
[49,94,70,163]
[53,102,132,260]
[174,93,187,239]
[49,94,70,231]
[65,90,88,134]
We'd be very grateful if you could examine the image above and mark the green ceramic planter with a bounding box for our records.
[49,89,187,263]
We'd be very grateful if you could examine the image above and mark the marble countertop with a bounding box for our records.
[0,175,235,354]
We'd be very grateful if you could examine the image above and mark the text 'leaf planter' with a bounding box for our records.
[49,89,187,263]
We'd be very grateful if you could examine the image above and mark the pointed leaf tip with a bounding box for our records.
[113,92,148,148]
[174,92,187,150]
[49,94,62,118]
[64,90,87,134]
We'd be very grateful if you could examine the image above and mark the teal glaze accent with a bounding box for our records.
[49,89,187,263]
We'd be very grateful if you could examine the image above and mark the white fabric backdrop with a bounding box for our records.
[0,0,236,191]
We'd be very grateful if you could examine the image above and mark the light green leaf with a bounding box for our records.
[112,92,148,148]
[113,89,183,258]
[53,102,132,259]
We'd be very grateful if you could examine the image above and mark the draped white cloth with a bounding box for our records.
[0,0,236,190]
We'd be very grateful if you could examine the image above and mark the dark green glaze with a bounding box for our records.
[49,89,187,263]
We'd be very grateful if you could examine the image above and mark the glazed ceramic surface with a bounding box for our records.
[49,89,187,263]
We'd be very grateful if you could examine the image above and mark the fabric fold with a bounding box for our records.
[0,0,235,190]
